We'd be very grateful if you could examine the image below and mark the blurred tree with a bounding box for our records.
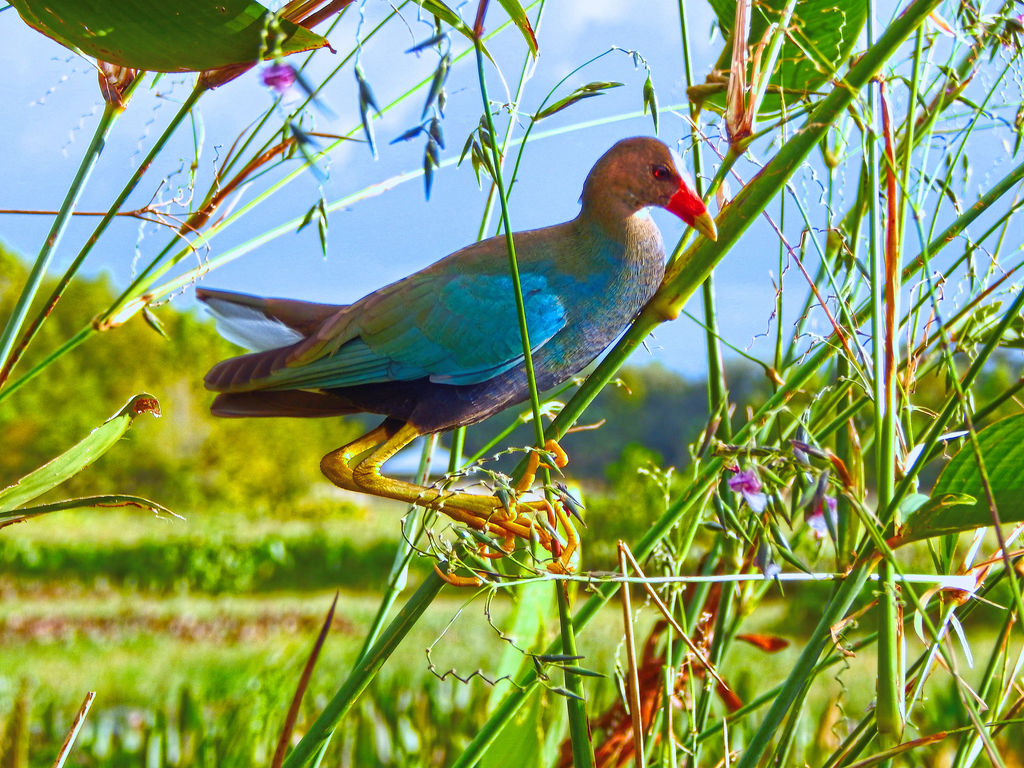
[0,246,363,515]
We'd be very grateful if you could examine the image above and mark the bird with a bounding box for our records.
[198,136,717,574]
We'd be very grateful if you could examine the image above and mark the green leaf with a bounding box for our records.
[697,0,867,112]
[355,65,380,157]
[495,0,538,56]
[899,414,1024,543]
[0,394,161,513]
[534,82,624,121]
[11,0,327,72]
[558,665,606,679]
[643,75,659,133]
[0,494,176,523]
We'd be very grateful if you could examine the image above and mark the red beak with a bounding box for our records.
[667,184,718,241]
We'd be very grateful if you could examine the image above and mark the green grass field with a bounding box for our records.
[5,504,1020,767]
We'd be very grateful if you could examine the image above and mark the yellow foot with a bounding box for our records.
[541,497,579,575]
[321,421,579,581]
[434,562,486,588]
[516,439,571,493]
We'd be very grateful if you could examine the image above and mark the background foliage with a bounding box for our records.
[2,0,1024,765]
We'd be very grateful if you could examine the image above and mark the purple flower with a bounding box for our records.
[262,63,296,94]
[728,468,768,513]
[807,495,838,539]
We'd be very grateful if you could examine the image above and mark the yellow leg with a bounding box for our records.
[321,422,578,580]
[322,421,544,541]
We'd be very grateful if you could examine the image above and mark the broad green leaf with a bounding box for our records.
[0,394,161,513]
[11,0,326,72]
[695,0,867,112]
[898,414,1024,543]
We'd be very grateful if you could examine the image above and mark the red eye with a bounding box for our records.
[652,164,672,181]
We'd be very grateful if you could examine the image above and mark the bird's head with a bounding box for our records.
[582,137,718,242]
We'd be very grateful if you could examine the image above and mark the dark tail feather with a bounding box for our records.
[204,345,298,392]
[211,391,360,418]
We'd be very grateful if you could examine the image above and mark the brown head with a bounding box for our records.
[580,137,717,242]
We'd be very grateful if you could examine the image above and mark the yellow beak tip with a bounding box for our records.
[694,211,718,242]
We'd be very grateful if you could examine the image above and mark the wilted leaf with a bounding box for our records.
[495,0,538,55]
[736,633,790,652]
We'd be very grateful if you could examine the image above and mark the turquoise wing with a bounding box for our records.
[261,271,566,390]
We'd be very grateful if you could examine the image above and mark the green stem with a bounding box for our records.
[680,20,730,440]
[471,33,543,475]
[555,580,593,767]
[471,18,593,766]
[739,564,874,767]
[450,478,714,768]
[0,100,124,384]
[455,2,952,761]
[536,0,945,460]
[355,432,438,664]
[0,84,203,388]
[280,571,445,768]
[865,2,902,740]
[909,212,1024,634]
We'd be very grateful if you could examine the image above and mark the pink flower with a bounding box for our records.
[262,63,296,94]
[806,495,838,539]
[728,468,768,513]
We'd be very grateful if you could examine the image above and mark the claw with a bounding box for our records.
[434,562,486,588]
[516,439,570,493]
[545,439,569,469]
[546,498,579,575]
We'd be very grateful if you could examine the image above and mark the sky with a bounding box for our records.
[1,0,851,379]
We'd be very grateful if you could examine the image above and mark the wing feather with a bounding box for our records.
[202,253,567,393]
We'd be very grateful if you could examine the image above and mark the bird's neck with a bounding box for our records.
[577,203,658,248]
[579,186,642,243]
